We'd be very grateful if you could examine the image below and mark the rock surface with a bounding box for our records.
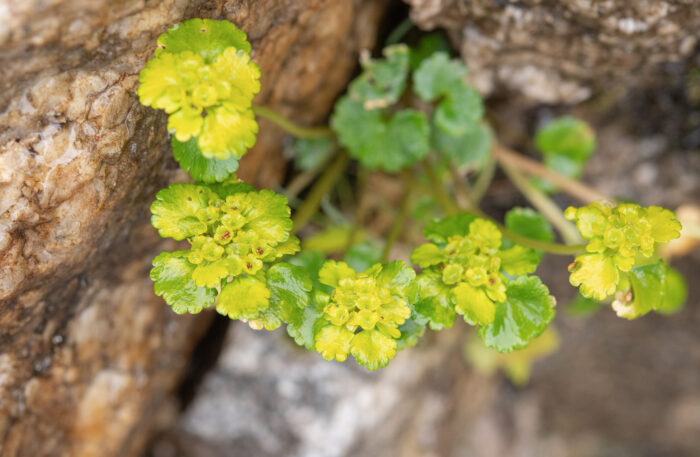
[0,1,388,456]
[404,0,700,103]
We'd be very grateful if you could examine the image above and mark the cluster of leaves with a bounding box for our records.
[139,19,689,374]
[410,213,556,352]
[149,182,311,329]
[565,202,683,317]
[532,117,596,192]
[331,40,490,173]
[138,19,260,181]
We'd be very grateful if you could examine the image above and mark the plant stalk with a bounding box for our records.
[381,170,414,262]
[252,105,334,139]
[292,150,349,233]
[498,159,583,245]
[492,144,609,204]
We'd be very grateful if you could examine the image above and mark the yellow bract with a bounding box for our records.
[138,44,261,159]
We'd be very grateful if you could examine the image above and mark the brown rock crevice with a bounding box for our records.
[0,1,390,456]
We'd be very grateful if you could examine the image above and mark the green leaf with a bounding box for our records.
[156,18,251,63]
[413,274,456,330]
[536,116,596,163]
[172,137,239,183]
[266,262,312,315]
[350,329,398,371]
[424,213,477,243]
[343,242,382,273]
[410,33,451,70]
[332,97,429,172]
[433,85,484,137]
[499,245,540,275]
[288,251,328,291]
[375,261,416,289]
[533,116,596,191]
[433,122,491,168]
[615,261,683,319]
[479,275,556,353]
[504,207,554,245]
[349,44,410,109]
[290,137,335,171]
[150,183,217,240]
[453,282,496,326]
[413,52,467,101]
[411,243,447,268]
[395,317,426,350]
[151,251,216,314]
[286,292,327,349]
[216,276,271,320]
[566,293,602,316]
[657,266,687,315]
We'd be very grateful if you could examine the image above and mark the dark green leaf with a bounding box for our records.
[413,274,457,330]
[332,97,429,172]
[433,85,483,137]
[344,242,382,273]
[395,317,426,350]
[349,44,410,109]
[172,137,239,183]
[533,116,596,192]
[479,275,555,353]
[410,34,452,70]
[413,52,467,101]
[266,263,312,319]
[433,122,491,168]
[536,116,596,163]
[288,251,329,292]
[504,207,554,243]
[290,137,335,171]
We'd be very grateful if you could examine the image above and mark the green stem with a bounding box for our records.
[381,170,414,262]
[422,159,459,215]
[499,159,583,245]
[385,18,414,46]
[424,159,585,255]
[471,153,497,204]
[252,105,334,139]
[292,150,349,233]
[498,225,586,255]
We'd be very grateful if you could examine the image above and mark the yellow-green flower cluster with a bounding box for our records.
[314,261,415,370]
[565,202,681,300]
[138,19,260,160]
[440,220,507,303]
[151,184,299,289]
[411,219,538,326]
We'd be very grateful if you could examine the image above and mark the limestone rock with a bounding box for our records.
[0,1,388,456]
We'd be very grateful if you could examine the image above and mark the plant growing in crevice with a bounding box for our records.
[138,18,688,372]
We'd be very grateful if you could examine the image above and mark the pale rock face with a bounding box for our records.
[404,0,700,103]
[0,1,388,456]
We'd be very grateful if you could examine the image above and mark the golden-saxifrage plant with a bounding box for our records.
[138,18,686,371]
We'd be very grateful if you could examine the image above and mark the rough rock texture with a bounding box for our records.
[404,0,700,103]
[0,1,388,456]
